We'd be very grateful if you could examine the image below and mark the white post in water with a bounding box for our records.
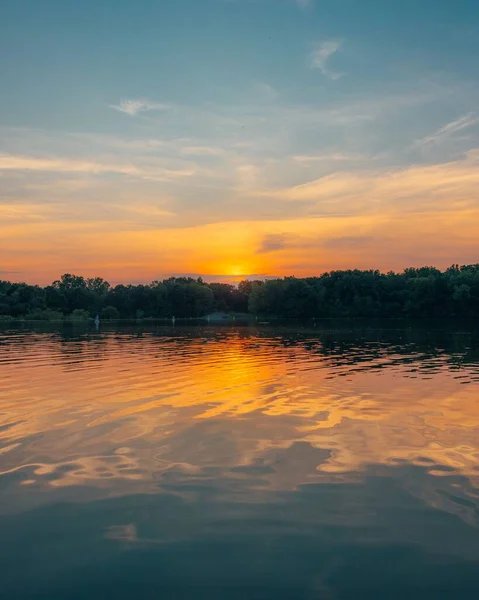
[94,314,100,330]
[172,316,176,325]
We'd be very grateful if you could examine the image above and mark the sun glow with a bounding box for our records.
[208,258,258,280]
[228,265,247,277]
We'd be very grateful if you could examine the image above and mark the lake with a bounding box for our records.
[1,322,479,599]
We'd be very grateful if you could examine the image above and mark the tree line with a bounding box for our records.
[1,264,479,321]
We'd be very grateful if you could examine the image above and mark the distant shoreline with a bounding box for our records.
[1,265,479,320]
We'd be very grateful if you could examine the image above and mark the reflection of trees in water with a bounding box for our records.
[2,322,479,571]
[2,322,479,377]
[260,325,479,377]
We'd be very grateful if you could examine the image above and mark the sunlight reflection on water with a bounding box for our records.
[1,323,479,598]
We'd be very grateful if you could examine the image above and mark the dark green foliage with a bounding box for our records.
[249,265,479,318]
[0,281,46,317]
[161,278,214,318]
[2,264,479,319]
[208,283,248,313]
[69,309,90,321]
[24,309,64,321]
[101,306,120,320]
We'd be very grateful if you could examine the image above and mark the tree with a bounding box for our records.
[3,265,479,320]
[101,305,120,320]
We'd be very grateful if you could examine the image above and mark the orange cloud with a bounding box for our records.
[1,207,478,285]
[2,150,479,284]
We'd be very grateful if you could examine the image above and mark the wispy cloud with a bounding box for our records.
[109,98,170,116]
[0,154,136,175]
[180,145,226,157]
[414,112,479,148]
[272,150,479,216]
[0,154,194,181]
[293,153,366,164]
[310,40,343,80]
[255,81,279,101]
[323,235,375,249]
[257,233,290,253]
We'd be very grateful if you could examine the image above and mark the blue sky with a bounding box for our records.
[1,0,479,283]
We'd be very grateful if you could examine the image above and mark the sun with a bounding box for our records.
[228,265,246,277]
[202,259,256,281]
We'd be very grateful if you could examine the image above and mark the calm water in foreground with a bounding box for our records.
[1,322,479,599]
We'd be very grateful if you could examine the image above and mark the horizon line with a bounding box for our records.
[3,263,478,288]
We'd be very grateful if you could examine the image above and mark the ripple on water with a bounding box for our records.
[1,324,479,597]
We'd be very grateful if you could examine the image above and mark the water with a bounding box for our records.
[1,322,479,599]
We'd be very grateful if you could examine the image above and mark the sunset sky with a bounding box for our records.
[1,0,479,285]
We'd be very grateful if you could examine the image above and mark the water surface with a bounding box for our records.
[1,323,479,598]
